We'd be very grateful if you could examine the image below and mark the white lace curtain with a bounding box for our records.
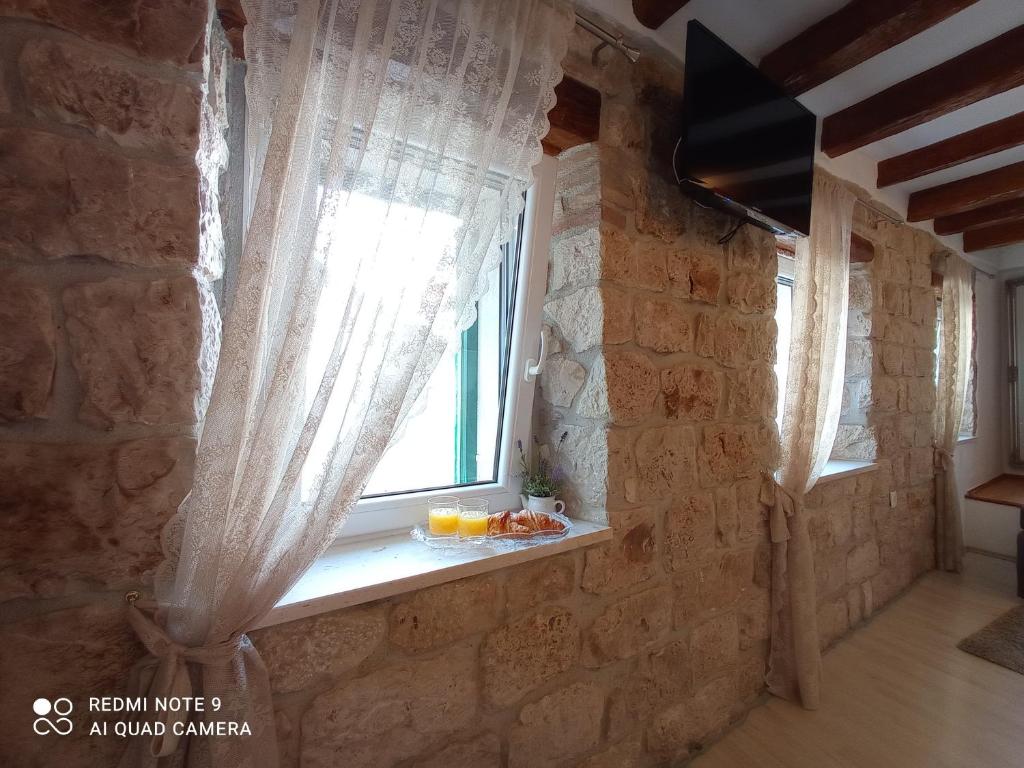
[767,170,857,710]
[122,1,573,766]
[935,254,973,572]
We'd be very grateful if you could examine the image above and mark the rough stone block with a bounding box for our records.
[607,638,691,740]
[696,312,774,369]
[666,248,722,303]
[507,682,604,768]
[635,425,697,499]
[482,606,579,706]
[604,231,668,291]
[737,587,770,649]
[19,39,200,155]
[63,276,218,427]
[665,492,716,571]
[0,270,55,420]
[582,506,657,594]
[662,363,722,421]
[0,437,194,600]
[689,612,739,685]
[576,737,642,768]
[715,486,739,547]
[390,575,500,652]
[301,645,477,768]
[412,733,501,768]
[0,601,142,767]
[505,554,575,615]
[632,174,686,242]
[539,357,586,408]
[647,675,736,758]
[680,549,755,622]
[847,541,881,582]
[0,129,203,269]
[602,349,659,424]
[698,423,760,487]
[635,296,694,353]
[556,423,609,509]
[817,598,849,649]
[0,0,208,64]
[726,363,774,420]
[251,606,386,694]
[550,229,600,292]
[583,586,672,667]
[727,271,776,314]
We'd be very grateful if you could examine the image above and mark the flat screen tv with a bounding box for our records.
[674,20,816,237]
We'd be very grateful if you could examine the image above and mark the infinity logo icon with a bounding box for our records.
[32,698,73,736]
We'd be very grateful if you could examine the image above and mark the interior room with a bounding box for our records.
[2,0,1023,766]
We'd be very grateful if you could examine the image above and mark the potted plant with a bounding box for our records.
[517,432,568,516]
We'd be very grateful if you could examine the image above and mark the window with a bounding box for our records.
[774,253,795,428]
[335,157,558,538]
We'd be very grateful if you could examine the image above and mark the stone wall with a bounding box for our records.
[807,204,941,648]
[249,26,943,768]
[0,2,224,764]
[0,9,944,768]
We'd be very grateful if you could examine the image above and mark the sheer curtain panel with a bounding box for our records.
[767,170,857,710]
[121,1,574,766]
[934,254,973,572]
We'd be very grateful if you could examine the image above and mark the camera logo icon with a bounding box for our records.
[32,698,73,736]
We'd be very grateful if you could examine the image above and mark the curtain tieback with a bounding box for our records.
[126,603,246,758]
[767,476,803,545]
[934,447,955,472]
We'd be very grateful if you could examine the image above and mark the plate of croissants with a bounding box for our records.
[411,509,571,552]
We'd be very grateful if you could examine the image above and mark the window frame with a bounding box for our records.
[774,252,796,428]
[336,154,558,540]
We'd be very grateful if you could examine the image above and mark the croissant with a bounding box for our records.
[487,509,566,536]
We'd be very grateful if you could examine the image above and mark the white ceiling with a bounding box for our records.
[583,0,1024,273]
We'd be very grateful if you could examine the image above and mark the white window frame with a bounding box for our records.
[337,154,559,540]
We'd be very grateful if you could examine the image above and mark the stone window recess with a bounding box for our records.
[224,150,559,539]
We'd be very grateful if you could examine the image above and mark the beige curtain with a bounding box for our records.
[934,254,973,572]
[768,170,857,709]
[121,1,574,766]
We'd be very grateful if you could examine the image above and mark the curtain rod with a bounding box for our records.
[575,12,640,63]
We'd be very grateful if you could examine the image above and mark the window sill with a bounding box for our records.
[816,459,878,485]
[957,434,977,445]
[255,518,612,630]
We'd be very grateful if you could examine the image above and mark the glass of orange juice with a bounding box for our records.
[427,496,460,536]
[458,499,489,538]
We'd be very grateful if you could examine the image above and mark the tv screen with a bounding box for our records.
[675,20,816,236]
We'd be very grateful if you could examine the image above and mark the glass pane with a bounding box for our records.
[774,280,793,429]
[360,205,523,497]
[361,262,505,496]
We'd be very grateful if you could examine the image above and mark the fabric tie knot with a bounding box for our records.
[126,603,247,758]
[934,446,955,471]
[767,475,804,544]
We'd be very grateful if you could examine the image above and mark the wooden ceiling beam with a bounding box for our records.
[964,218,1024,252]
[878,111,1024,187]
[934,198,1024,235]
[633,0,692,30]
[821,24,1024,157]
[850,232,875,263]
[760,0,980,96]
[906,160,1024,222]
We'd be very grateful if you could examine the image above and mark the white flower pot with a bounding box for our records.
[521,494,565,515]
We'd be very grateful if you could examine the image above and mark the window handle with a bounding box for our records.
[524,328,547,382]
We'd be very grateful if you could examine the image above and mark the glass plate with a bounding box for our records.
[410,512,573,554]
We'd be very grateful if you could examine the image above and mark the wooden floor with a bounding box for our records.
[694,554,1024,768]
